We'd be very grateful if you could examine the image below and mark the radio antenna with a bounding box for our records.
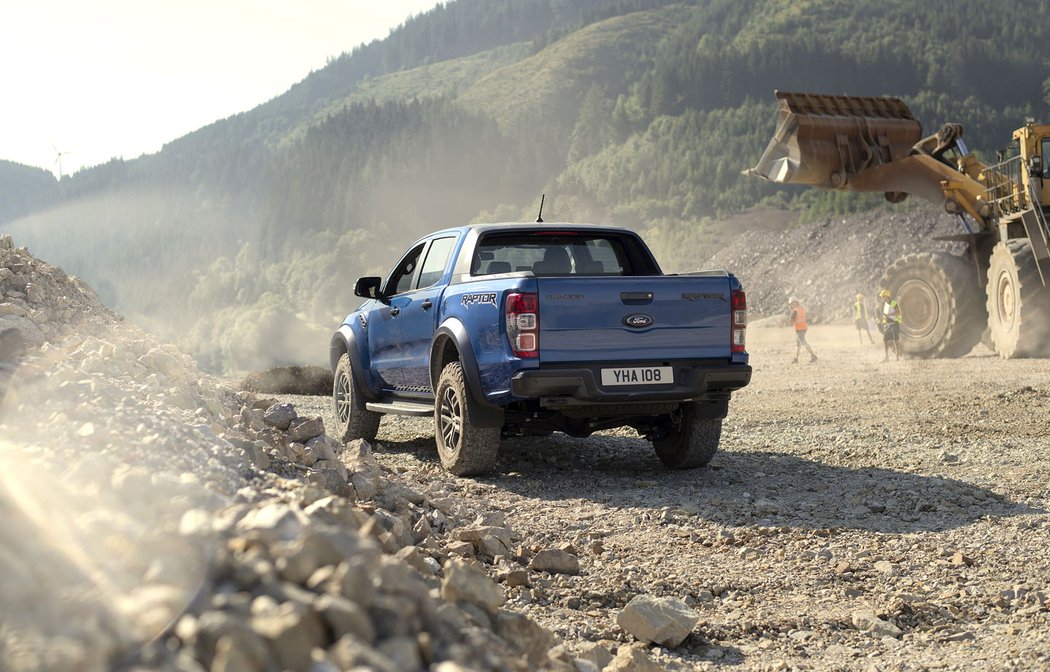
[535,194,545,223]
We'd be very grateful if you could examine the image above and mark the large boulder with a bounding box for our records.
[441,559,506,615]
[617,595,698,647]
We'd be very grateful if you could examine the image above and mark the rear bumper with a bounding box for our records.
[509,361,752,404]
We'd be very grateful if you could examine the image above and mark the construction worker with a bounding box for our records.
[853,293,875,344]
[879,288,903,361]
[788,297,818,363]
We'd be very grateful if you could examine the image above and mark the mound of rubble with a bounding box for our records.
[703,205,967,323]
[1,235,647,671]
[240,365,334,396]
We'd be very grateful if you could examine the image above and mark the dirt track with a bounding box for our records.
[285,325,1050,670]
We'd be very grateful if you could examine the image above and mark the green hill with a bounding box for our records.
[4,0,1050,372]
[457,6,690,133]
[0,161,59,223]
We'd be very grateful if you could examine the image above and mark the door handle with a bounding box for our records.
[421,299,433,311]
[621,291,654,305]
[389,307,400,316]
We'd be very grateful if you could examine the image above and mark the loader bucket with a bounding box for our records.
[745,91,923,192]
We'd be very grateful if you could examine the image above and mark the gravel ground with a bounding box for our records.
[7,230,1049,670]
[284,325,1050,671]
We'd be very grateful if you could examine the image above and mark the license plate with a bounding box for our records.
[600,366,673,386]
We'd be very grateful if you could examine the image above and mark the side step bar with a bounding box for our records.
[365,399,433,417]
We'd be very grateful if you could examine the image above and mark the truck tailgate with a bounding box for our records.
[536,275,733,363]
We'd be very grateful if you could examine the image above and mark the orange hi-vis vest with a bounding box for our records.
[792,305,808,331]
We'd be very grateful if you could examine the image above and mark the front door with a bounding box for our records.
[401,236,458,390]
[366,297,409,390]
[368,242,424,390]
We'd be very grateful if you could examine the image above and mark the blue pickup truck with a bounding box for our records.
[330,223,751,475]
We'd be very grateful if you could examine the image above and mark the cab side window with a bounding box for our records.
[386,244,425,296]
[417,237,456,288]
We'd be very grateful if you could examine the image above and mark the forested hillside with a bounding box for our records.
[4,0,1050,372]
[0,161,60,224]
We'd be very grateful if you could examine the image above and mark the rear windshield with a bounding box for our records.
[472,232,654,276]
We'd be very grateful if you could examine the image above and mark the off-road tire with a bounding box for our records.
[986,241,1050,358]
[333,354,381,442]
[434,361,500,476]
[652,403,722,469]
[879,252,985,358]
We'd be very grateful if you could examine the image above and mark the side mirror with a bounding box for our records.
[354,276,384,300]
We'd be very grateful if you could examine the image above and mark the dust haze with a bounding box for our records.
[2,188,420,375]
[0,139,536,378]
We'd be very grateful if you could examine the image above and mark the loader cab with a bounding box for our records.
[1013,123,1050,206]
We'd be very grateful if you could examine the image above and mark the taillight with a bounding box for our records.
[731,289,747,354]
[506,292,539,358]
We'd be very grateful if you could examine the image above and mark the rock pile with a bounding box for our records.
[702,205,966,322]
[1,233,116,402]
[0,237,600,671]
[143,455,563,672]
[0,233,116,344]
[240,365,334,396]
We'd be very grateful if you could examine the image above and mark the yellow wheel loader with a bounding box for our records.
[745,91,1050,358]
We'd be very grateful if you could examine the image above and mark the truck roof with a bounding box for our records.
[429,222,640,237]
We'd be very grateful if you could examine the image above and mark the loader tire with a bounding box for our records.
[985,241,1050,358]
[879,252,985,358]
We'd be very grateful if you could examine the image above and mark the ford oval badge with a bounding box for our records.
[623,313,654,329]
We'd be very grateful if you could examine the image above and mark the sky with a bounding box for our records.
[0,1,442,178]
